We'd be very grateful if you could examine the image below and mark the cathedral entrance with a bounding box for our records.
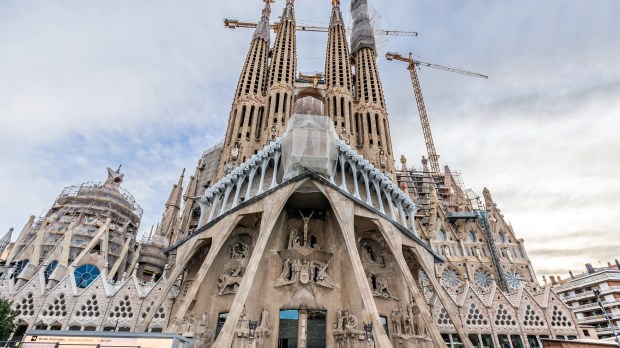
[278,309,327,348]
[306,310,327,348]
[279,310,299,348]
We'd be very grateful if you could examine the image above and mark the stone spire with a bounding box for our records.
[166,169,185,210]
[263,0,297,139]
[325,0,354,143]
[350,0,395,177]
[253,0,273,44]
[159,169,185,242]
[104,166,124,187]
[217,1,273,179]
[0,227,12,257]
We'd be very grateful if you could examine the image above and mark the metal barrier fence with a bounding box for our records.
[0,341,21,348]
[19,344,140,348]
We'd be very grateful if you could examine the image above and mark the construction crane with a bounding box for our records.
[223,18,418,37]
[386,52,488,174]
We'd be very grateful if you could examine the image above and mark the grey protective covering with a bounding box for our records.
[281,114,339,180]
[252,2,271,43]
[350,0,376,55]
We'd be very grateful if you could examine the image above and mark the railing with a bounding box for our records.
[198,138,419,235]
[578,312,620,322]
[562,286,620,300]
[57,182,143,217]
[554,272,620,292]
[595,326,620,333]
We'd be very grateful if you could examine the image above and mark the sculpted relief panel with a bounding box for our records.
[275,211,337,290]
[217,233,253,296]
[358,236,399,301]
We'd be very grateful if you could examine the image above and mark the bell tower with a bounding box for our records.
[324,0,355,143]
[350,0,396,176]
[264,0,297,140]
[218,0,273,179]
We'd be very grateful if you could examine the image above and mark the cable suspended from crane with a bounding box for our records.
[223,18,418,37]
[386,52,488,174]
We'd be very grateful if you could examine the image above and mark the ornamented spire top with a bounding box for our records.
[330,0,344,25]
[105,166,124,187]
[282,0,295,21]
[253,0,273,42]
[350,0,376,55]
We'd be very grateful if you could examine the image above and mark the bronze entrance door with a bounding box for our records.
[278,309,327,347]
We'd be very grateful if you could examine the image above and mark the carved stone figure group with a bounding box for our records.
[367,273,398,300]
[276,258,335,288]
[333,308,358,331]
[391,302,426,337]
[218,265,243,295]
[361,241,385,267]
[229,242,249,260]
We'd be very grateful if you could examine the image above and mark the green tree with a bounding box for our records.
[0,298,19,340]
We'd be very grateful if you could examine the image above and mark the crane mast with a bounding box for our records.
[408,60,441,173]
[386,52,488,174]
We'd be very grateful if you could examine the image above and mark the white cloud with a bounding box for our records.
[0,0,618,280]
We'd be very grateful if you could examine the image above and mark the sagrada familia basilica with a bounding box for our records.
[0,0,584,347]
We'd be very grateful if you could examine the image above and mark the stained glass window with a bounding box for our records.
[505,271,522,290]
[11,259,29,279]
[442,268,461,288]
[44,260,58,283]
[74,264,100,288]
[474,268,492,290]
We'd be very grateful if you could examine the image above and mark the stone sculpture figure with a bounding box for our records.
[231,143,240,160]
[218,266,243,295]
[288,228,302,249]
[379,149,387,169]
[182,312,196,333]
[199,312,208,327]
[277,258,292,281]
[334,308,348,330]
[299,261,310,284]
[375,278,397,300]
[475,246,483,259]
[230,242,249,259]
[361,241,385,267]
[292,259,302,282]
[299,211,314,247]
[345,313,358,330]
[392,308,403,334]
[404,314,413,335]
[312,261,336,288]
[411,305,426,336]
[333,308,358,331]
[260,307,270,330]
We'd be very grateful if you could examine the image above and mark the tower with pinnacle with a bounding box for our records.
[218,0,273,178]
[325,0,355,144]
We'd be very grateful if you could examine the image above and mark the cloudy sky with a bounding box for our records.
[1,1,618,279]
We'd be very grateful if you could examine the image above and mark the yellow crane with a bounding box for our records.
[386,52,488,174]
[223,18,418,37]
